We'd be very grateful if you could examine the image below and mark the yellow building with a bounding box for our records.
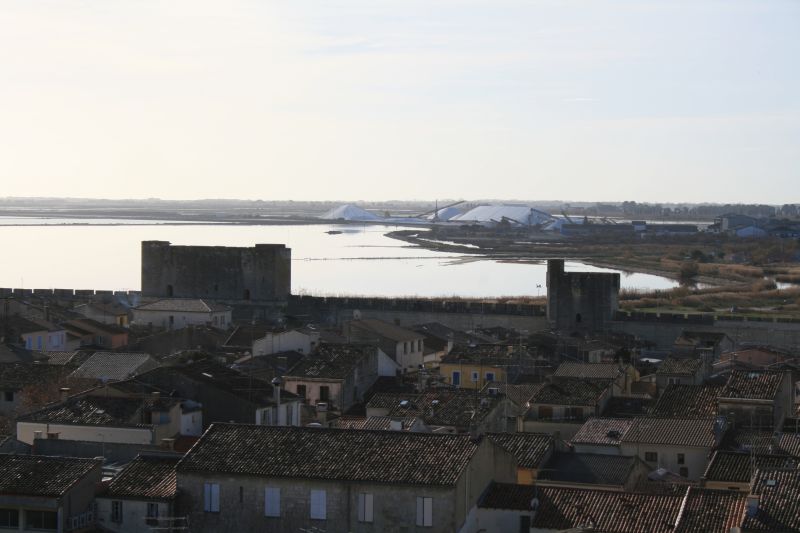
[439,345,526,390]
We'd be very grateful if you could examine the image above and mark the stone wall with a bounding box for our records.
[546,259,620,332]
[141,241,291,302]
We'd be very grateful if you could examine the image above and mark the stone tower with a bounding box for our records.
[546,259,620,332]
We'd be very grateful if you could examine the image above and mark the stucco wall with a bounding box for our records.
[17,422,154,446]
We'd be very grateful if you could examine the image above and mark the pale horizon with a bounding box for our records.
[1,1,798,204]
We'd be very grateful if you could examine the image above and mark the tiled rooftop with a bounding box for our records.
[649,384,720,418]
[441,344,525,365]
[331,416,421,431]
[223,324,288,347]
[720,370,785,400]
[656,357,702,375]
[529,379,609,406]
[367,390,501,428]
[487,432,552,469]
[178,424,481,486]
[622,418,719,448]
[135,298,231,313]
[0,362,65,390]
[0,454,100,497]
[18,394,178,428]
[284,345,370,380]
[571,418,635,446]
[553,362,624,380]
[538,452,636,486]
[703,451,797,483]
[741,468,800,532]
[105,455,179,500]
[69,352,159,381]
[674,488,747,533]
[480,483,684,533]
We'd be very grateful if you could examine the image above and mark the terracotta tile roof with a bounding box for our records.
[0,362,65,390]
[367,390,501,429]
[650,384,720,418]
[480,483,684,533]
[63,317,128,336]
[529,379,609,406]
[554,362,624,380]
[135,298,231,313]
[622,418,719,448]
[0,454,100,497]
[571,418,635,446]
[703,451,797,483]
[441,344,526,365]
[741,468,800,532]
[69,352,159,381]
[484,381,543,407]
[39,351,81,366]
[539,452,637,486]
[331,416,421,431]
[487,432,552,469]
[18,394,179,428]
[656,357,702,375]
[178,424,481,486]
[105,455,179,500]
[284,345,370,380]
[720,370,785,401]
[674,487,747,533]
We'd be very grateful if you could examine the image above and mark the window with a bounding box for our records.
[111,501,123,523]
[265,487,280,517]
[203,483,220,513]
[358,493,373,523]
[37,336,42,350]
[239,486,244,504]
[565,406,583,420]
[404,342,408,354]
[471,371,479,383]
[0,509,19,528]
[677,453,685,465]
[538,405,553,419]
[296,384,307,400]
[319,386,330,402]
[667,377,679,385]
[645,452,658,463]
[452,371,461,386]
[679,467,689,478]
[310,490,326,520]
[416,496,433,527]
[485,372,496,382]
[3,391,12,402]
[146,503,159,526]
[519,515,531,533]
[26,510,57,530]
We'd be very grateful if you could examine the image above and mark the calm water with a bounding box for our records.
[0,222,678,297]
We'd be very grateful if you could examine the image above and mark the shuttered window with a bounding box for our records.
[358,493,373,523]
[264,487,280,517]
[203,483,220,512]
[416,496,433,527]
[310,490,326,520]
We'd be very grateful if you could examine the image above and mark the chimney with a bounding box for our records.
[271,377,282,409]
[160,438,176,451]
[59,387,71,401]
[389,418,403,431]
[746,495,759,517]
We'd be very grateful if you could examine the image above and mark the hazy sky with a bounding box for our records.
[1,1,797,203]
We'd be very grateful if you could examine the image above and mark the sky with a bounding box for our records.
[0,0,798,204]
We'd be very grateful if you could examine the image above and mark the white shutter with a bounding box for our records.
[358,493,373,522]
[310,489,326,520]
[424,496,432,526]
[203,483,211,512]
[265,487,280,517]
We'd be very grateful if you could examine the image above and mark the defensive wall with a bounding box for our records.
[141,241,291,302]
[3,288,799,350]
